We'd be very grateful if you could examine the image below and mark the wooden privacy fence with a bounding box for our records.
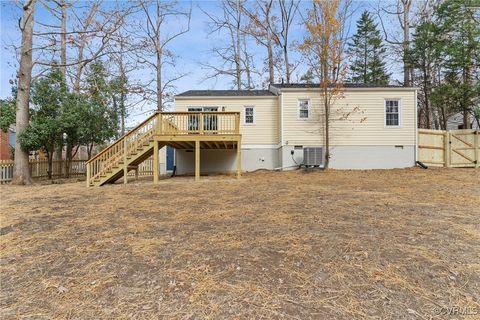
[418,129,479,168]
[0,158,155,184]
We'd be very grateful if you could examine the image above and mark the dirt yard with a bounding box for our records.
[1,168,479,319]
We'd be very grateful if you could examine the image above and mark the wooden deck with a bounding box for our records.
[86,112,241,186]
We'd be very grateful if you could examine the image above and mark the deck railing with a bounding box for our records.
[157,112,240,135]
[84,111,241,186]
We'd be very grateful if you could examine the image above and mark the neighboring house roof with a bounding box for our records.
[8,128,15,147]
[447,112,479,130]
[270,83,414,89]
[176,90,276,97]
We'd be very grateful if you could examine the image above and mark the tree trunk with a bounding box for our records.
[156,51,162,110]
[322,53,330,169]
[87,143,93,160]
[402,0,411,87]
[12,0,36,185]
[441,107,447,130]
[155,1,163,110]
[423,66,430,129]
[463,110,470,129]
[72,3,98,93]
[243,36,253,89]
[47,151,53,180]
[60,0,67,81]
[363,37,368,83]
[120,95,125,135]
[119,40,126,135]
[55,0,67,163]
[267,31,274,84]
[74,62,84,93]
[324,91,330,169]
[463,52,472,129]
[284,43,290,83]
[235,0,242,90]
[279,0,298,84]
[65,144,78,178]
[64,142,72,178]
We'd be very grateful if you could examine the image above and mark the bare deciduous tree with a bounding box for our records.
[242,0,279,84]
[278,0,300,83]
[136,0,191,110]
[12,0,36,185]
[201,0,258,90]
[300,0,349,169]
[377,0,413,87]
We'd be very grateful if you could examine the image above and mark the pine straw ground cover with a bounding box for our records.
[0,168,479,320]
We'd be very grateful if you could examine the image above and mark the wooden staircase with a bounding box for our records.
[86,112,164,187]
[86,111,242,186]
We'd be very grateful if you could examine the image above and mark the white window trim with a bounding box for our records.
[297,98,311,120]
[243,105,256,125]
[384,98,402,128]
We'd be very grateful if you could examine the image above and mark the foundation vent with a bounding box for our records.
[303,147,324,167]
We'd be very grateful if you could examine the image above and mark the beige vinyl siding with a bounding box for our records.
[282,89,416,146]
[174,96,280,145]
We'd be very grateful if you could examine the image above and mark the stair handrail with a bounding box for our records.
[89,127,156,182]
[86,111,160,164]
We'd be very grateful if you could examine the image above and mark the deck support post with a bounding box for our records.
[86,162,90,187]
[195,140,200,181]
[123,138,128,184]
[153,141,159,184]
[236,138,241,178]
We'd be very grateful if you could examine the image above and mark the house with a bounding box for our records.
[447,112,479,130]
[0,126,15,160]
[86,83,418,186]
[172,83,417,173]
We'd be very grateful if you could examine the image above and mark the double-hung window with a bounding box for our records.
[298,99,310,119]
[385,99,400,127]
[244,106,255,124]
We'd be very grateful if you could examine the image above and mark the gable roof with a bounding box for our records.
[176,90,276,97]
[270,83,413,89]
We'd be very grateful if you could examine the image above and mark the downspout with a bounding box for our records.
[280,89,284,168]
[414,88,418,165]
[279,90,285,162]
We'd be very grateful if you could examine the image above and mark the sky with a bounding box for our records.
[0,0,404,126]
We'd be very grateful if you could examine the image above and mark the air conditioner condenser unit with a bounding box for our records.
[303,147,324,168]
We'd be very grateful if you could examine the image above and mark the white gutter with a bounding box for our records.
[414,88,418,163]
[280,90,284,147]
[277,87,420,92]
[175,95,277,100]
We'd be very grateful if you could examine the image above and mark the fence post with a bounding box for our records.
[444,130,451,168]
[475,130,479,169]
[199,112,204,134]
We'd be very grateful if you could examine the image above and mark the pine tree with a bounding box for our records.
[407,21,442,129]
[347,11,389,85]
[436,0,480,129]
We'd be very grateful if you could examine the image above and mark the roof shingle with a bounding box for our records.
[270,83,413,89]
[176,90,276,97]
